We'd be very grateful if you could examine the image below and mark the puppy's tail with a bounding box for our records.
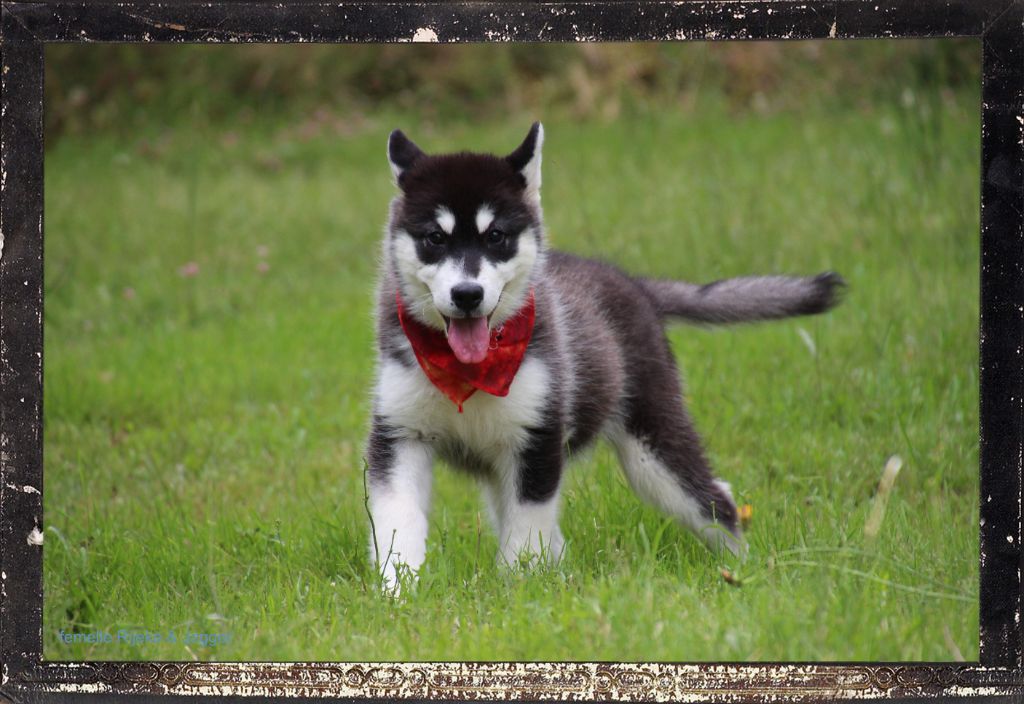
[640,271,845,325]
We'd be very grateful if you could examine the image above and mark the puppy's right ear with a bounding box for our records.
[388,130,425,187]
[506,122,543,204]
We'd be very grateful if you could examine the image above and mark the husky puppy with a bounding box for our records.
[367,123,842,590]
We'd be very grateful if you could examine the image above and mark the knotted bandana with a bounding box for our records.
[395,290,536,412]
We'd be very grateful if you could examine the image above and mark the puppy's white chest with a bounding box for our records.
[376,355,550,459]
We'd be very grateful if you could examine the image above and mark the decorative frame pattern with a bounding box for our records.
[1,1,1022,701]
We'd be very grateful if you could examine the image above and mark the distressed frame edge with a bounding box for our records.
[979,0,1024,672]
[6,662,1024,701]
[0,24,45,701]
[0,0,1021,701]
[0,0,1019,44]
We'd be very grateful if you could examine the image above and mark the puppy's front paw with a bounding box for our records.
[498,529,566,571]
[376,559,419,598]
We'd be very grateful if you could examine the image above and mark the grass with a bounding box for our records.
[42,92,979,661]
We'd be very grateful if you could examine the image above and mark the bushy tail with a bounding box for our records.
[640,272,845,324]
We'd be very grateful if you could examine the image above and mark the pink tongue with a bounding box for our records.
[447,316,491,364]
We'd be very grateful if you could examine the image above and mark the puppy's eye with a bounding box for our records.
[485,229,506,246]
[425,230,446,246]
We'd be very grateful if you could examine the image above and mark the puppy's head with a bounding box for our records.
[384,123,545,364]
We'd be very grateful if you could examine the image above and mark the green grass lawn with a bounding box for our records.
[43,97,979,661]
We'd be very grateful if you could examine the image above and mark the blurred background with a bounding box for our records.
[45,41,978,142]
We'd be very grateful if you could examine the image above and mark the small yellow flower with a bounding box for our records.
[739,504,754,530]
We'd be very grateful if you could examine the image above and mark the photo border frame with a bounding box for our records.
[1,1,1022,700]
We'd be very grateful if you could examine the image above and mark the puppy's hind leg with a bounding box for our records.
[607,421,742,555]
[607,366,743,555]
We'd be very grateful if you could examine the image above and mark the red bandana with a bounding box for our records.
[395,290,536,412]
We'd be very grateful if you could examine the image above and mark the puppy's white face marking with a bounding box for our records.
[391,230,446,329]
[436,206,455,235]
[424,258,472,319]
[487,230,540,326]
[475,205,495,235]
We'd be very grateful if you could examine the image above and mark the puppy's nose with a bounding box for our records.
[451,282,484,313]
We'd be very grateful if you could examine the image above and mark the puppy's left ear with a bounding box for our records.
[388,129,425,187]
[506,122,543,201]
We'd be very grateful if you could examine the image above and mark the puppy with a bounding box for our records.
[366,123,842,590]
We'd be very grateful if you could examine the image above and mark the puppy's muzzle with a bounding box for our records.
[451,282,484,315]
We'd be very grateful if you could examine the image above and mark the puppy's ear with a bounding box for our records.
[506,122,543,201]
[388,129,425,186]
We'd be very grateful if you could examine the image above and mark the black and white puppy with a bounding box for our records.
[366,123,842,591]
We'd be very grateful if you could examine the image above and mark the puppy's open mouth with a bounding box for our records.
[442,314,491,365]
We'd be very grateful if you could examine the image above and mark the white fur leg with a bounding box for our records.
[367,439,433,594]
[606,424,744,556]
[488,471,565,568]
[499,498,565,568]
